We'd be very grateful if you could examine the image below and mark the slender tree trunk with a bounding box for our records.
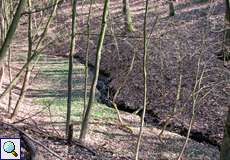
[7,48,12,113]
[223,0,230,62]
[3,0,13,113]
[226,0,230,22]
[83,0,93,119]
[0,0,12,111]
[135,0,149,159]
[66,0,77,140]
[221,107,230,160]
[168,0,175,17]
[0,0,27,61]
[112,50,136,125]
[122,0,134,32]
[221,1,230,158]
[0,1,4,44]
[11,0,33,119]
[221,0,230,146]
[0,0,6,90]
[0,64,4,90]
[79,0,110,143]
[0,0,26,92]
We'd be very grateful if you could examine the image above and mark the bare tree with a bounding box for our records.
[0,0,5,90]
[83,0,93,119]
[4,1,13,113]
[9,0,59,118]
[79,0,110,143]
[0,0,59,101]
[0,0,27,90]
[225,0,230,22]
[123,0,135,32]
[0,0,13,112]
[11,0,33,119]
[223,0,230,62]
[135,0,149,159]
[0,0,26,62]
[66,0,77,141]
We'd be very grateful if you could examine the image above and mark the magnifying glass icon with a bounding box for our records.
[3,141,18,157]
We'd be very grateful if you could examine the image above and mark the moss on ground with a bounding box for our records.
[33,55,116,123]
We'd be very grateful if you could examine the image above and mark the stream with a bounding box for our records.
[75,55,221,150]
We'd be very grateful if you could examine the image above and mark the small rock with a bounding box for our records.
[160,152,177,160]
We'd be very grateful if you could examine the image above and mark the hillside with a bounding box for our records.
[0,0,228,159]
[48,0,228,146]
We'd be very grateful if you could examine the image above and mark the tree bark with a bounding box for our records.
[66,0,77,139]
[79,0,110,143]
[122,0,134,32]
[7,48,12,113]
[83,0,93,120]
[0,0,6,90]
[135,0,149,159]
[222,4,230,158]
[223,0,230,62]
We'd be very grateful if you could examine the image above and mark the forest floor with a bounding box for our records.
[52,0,228,147]
[0,54,219,159]
[0,0,227,159]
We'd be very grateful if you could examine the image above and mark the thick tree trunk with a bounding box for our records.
[66,0,77,139]
[123,0,134,32]
[79,0,110,143]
